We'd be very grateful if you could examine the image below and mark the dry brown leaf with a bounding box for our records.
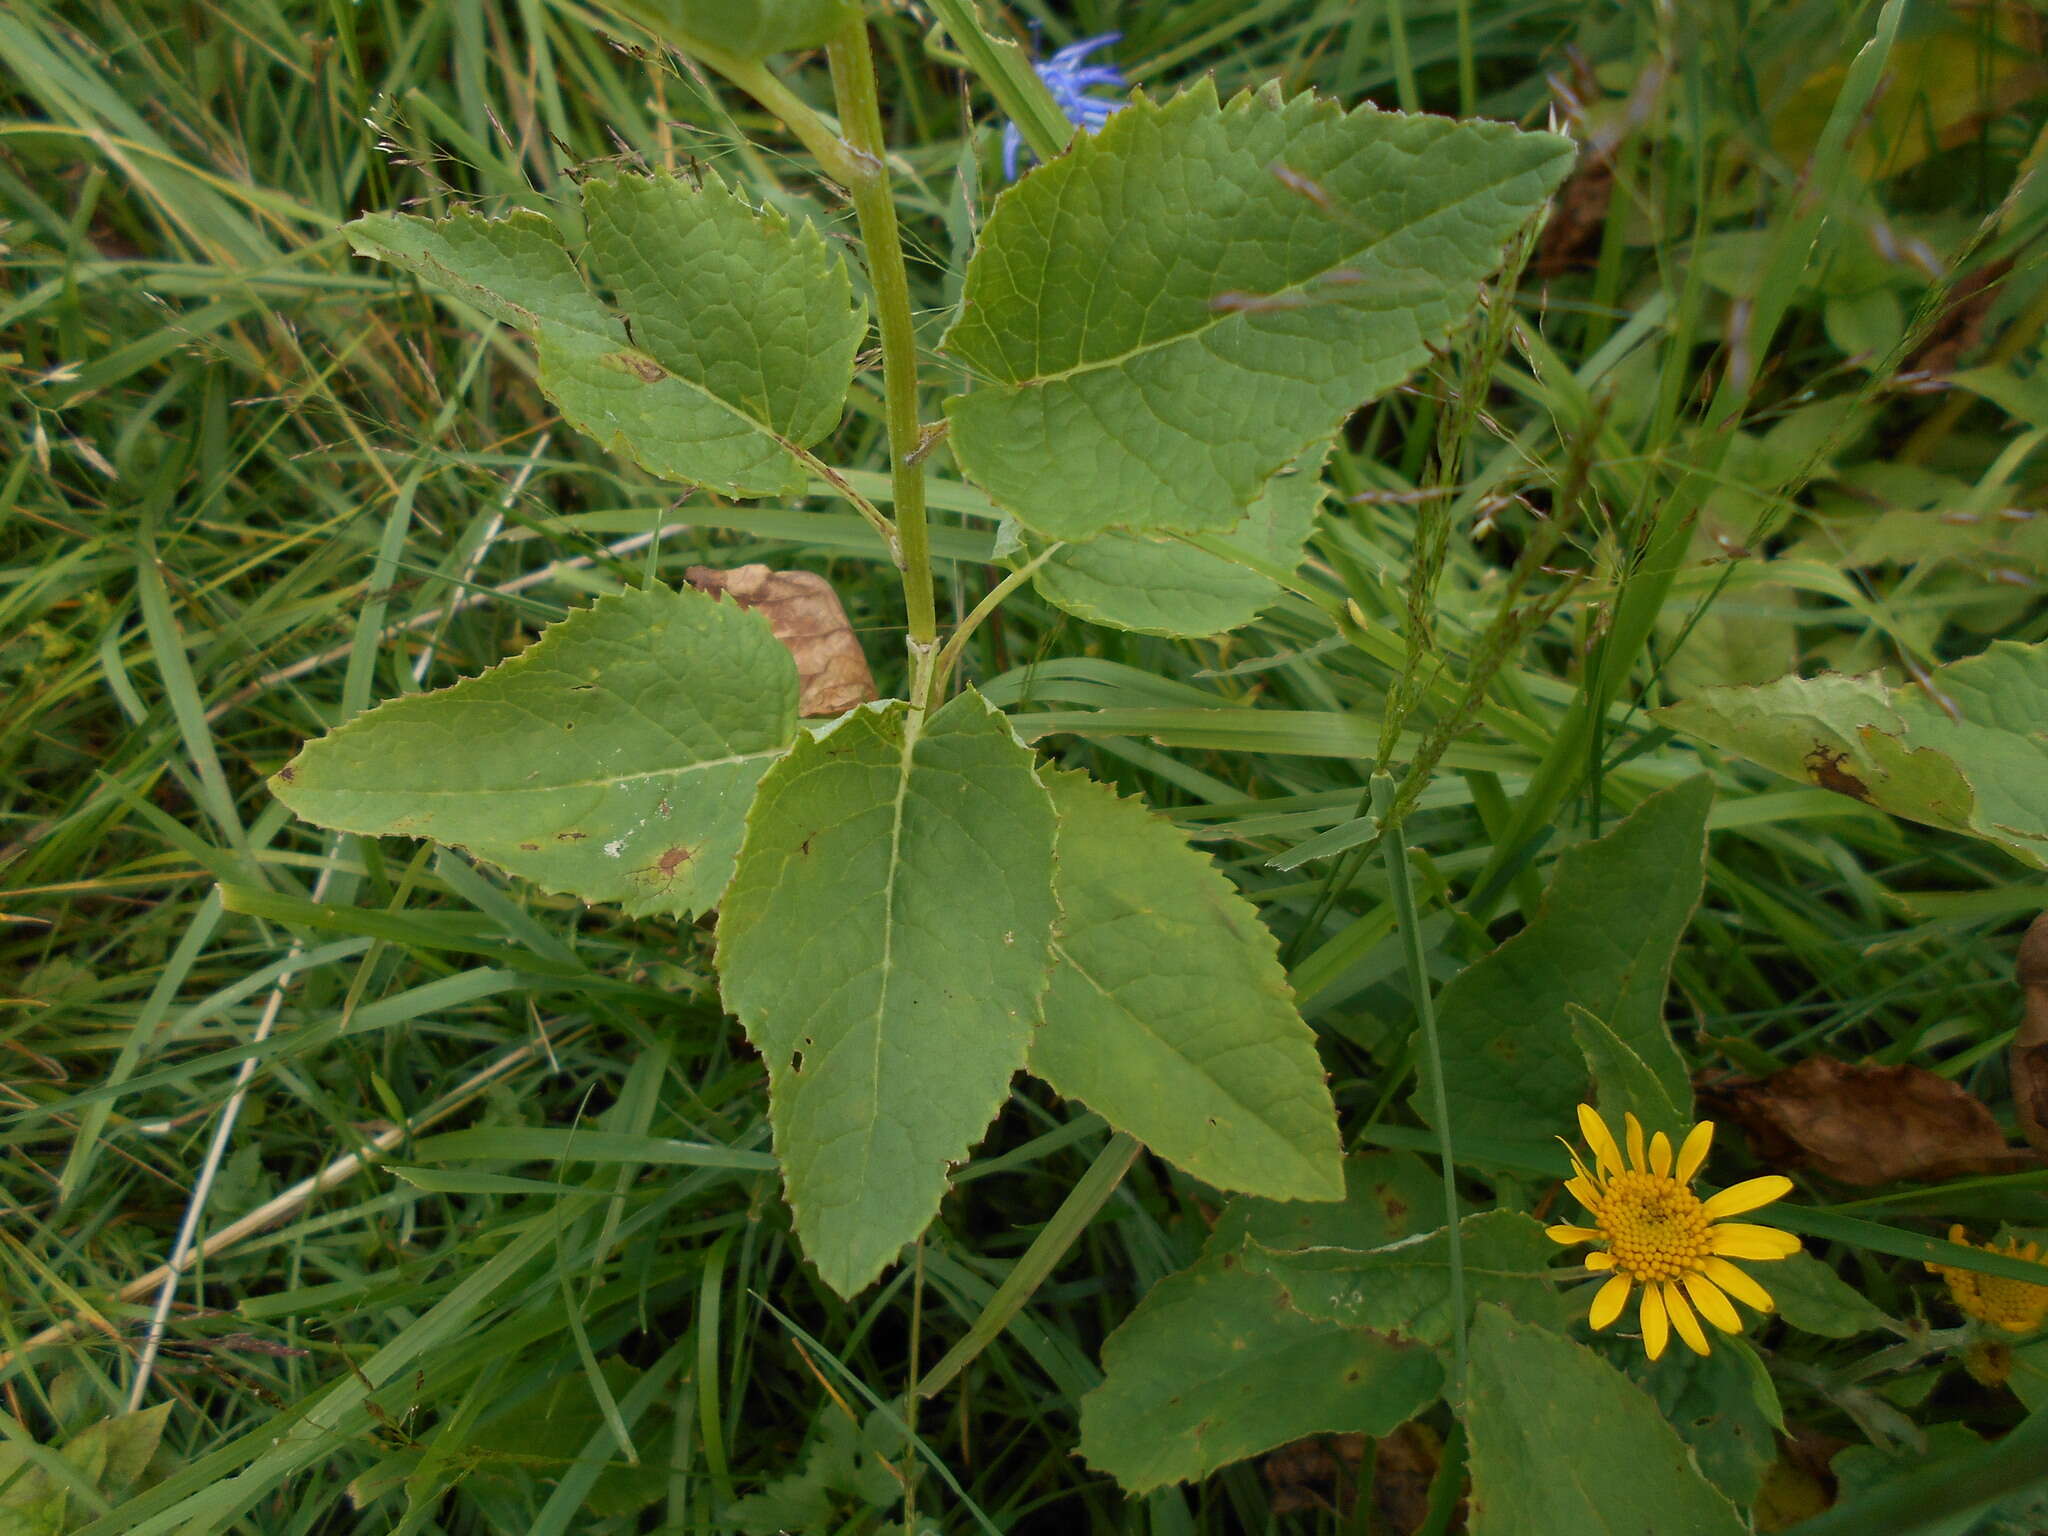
[685,563,875,718]
[2011,912,2048,1155]
[1715,1056,2030,1186]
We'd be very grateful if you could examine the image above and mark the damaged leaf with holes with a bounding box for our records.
[1654,639,2048,869]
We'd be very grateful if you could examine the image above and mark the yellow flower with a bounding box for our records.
[1927,1226,2048,1335]
[1548,1103,1801,1360]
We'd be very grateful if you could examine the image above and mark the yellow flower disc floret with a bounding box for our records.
[1928,1226,2048,1336]
[1548,1103,1801,1361]
[1597,1170,1715,1283]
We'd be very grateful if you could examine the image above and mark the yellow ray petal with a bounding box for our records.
[1649,1131,1673,1178]
[1547,1224,1602,1245]
[1577,1103,1624,1179]
[1585,1252,1616,1271]
[1701,1175,1794,1221]
[1624,1112,1647,1173]
[1703,1257,1776,1313]
[1709,1223,1803,1261]
[1559,1138,1594,1185]
[1566,1147,1600,1190]
[1684,1272,1743,1333]
[1675,1120,1715,1184]
[1565,1176,1602,1214]
[1664,1283,1710,1355]
[1639,1281,1669,1360]
[1590,1274,1633,1330]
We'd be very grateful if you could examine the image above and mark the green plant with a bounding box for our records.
[270,1,1570,1307]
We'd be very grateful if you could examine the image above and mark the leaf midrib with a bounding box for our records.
[306,746,784,798]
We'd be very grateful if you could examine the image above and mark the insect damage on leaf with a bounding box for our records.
[1804,743,1873,802]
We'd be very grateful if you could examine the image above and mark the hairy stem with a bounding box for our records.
[828,19,941,706]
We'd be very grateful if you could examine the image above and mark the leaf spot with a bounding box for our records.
[1804,743,1873,802]
[556,831,587,842]
[610,351,667,383]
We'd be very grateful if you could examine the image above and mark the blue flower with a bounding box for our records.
[1002,32,1127,182]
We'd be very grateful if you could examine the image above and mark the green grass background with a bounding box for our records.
[5,0,2048,1530]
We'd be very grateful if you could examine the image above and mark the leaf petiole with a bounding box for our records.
[926,544,1063,708]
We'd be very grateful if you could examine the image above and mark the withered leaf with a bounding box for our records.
[1717,1056,2029,1186]
[685,563,876,718]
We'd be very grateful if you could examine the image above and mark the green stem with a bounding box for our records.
[926,544,1062,706]
[827,20,941,705]
[1372,772,1467,1404]
[913,1132,1142,1403]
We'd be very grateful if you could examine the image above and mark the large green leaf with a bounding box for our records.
[346,171,862,497]
[636,0,856,58]
[1244,1210,1568,1343]
[1077,1254,1444,1493]
[273,585,797,919]
[942,81,1572,541]
[1655,640,2048,869]
[1413,776,1712,1149]
[1464,1306,1748,1536]
[715,692,1058,1296]
[1030,449,1325,636]
[1031,770,1343,1201]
